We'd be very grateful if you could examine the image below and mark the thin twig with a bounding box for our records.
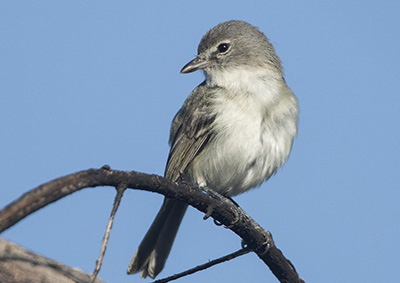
[0,168,304,282]
[90,185,127,283]
[152,247,251,283]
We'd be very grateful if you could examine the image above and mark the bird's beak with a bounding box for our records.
[180,56,210,74]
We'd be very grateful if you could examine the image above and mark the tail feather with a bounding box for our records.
[127,198,188,278]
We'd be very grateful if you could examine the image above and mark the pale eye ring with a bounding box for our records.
[217,43,230,53]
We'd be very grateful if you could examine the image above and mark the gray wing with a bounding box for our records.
[164,83,217,182]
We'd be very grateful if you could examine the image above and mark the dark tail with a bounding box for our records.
[127,198,188,278]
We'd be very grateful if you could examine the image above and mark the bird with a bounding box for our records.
[127,20,299,279]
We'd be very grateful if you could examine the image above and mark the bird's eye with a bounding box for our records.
[217,43,230,53]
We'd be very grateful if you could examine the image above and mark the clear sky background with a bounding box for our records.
[1,1,399,283]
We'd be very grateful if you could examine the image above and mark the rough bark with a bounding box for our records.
[0,167,304,282]
[0,238,104,283]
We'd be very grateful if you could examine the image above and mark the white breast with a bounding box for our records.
[188,67,298,196]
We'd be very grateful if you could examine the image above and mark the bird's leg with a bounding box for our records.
[201,186,223,200]
[256,231,274,256]
[200,186,242,229]
[223,205,242,229]
[225,195,240,207]
[200,186,221,221]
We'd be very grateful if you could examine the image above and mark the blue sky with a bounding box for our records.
[1,1,399,282]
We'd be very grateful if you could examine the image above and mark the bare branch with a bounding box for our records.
[90,185,127,282]
[0,166,304,282]
[152,247,251,283]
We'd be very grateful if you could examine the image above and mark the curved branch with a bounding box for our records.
[0,166,304,282]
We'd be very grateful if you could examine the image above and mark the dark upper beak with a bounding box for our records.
[180,56,210,74]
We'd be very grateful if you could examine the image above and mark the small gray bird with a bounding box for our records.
[128,20,299,278]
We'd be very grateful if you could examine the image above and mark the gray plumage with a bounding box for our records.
[128,20,299,278]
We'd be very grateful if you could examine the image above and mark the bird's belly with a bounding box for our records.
[188,110,280,196]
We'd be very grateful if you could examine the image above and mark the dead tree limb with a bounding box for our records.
[0,166,304,283]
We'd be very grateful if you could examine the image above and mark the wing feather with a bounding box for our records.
[164,83,217,182]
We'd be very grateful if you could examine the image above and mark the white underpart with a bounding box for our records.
[189,67,298,196]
